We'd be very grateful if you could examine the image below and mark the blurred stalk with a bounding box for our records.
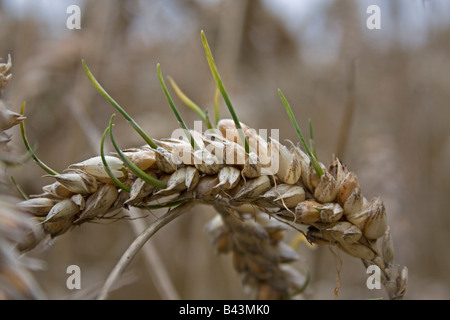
[311,60,356,295]
[336,60,356,159]
[128,207,181,300]
[216,0,249,80]
[98,202,194,300]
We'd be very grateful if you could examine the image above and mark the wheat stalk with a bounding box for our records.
[0,55,46,299]
[97,202,194,300]
[15,32,407,300]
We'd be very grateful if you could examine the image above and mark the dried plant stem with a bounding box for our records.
[336,60,356,159]
[128,207,180,300]
[97,202,194,300]
[1,55,47,299]
[311,62,355,286]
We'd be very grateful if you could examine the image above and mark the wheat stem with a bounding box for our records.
[135,199,187,210]
[97,202,194,300]
[336,60,356,159]
[128,207,181,300]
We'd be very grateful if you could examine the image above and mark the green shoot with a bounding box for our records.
[313,206,323,212]
[278,90,324,178]
[19,102,59,176]
[213,86,220,126]
[291,269,311,296]
[100,125,131,192]
[108,114,167,189]
[157,64,199,150]
[82,60,158,149]
[201,30,249,154]
[168,76,213,129]
[203,109,214,130]
[308,118,318,160]
[10,176,28,200]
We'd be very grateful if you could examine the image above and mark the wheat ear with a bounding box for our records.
[15,32,407,299]
[0,55,46,299]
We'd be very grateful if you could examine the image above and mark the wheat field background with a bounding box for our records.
[1,0,449,299]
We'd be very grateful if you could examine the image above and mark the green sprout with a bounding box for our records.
[201,30,250,154]
[278,90,324,178]
[291,269,311,296]
[168,76,214,130]
[308,118,318,161]
[100,125,131,192]
[19,102,59,176]
[82,60,158,150]
[213,87,220,126]
[10,176,28,200]
[108,114,167,189]
[157,63,199,150]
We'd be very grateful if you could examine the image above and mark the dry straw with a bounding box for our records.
[10,31,407,299]
[0,55,45,299]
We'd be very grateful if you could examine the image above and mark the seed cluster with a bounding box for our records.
[18,117,407,299]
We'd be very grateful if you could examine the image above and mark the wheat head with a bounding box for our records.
[14,32,408,300]
[0,55,45,299]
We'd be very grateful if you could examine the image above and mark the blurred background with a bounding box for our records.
[1,0,449,299]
